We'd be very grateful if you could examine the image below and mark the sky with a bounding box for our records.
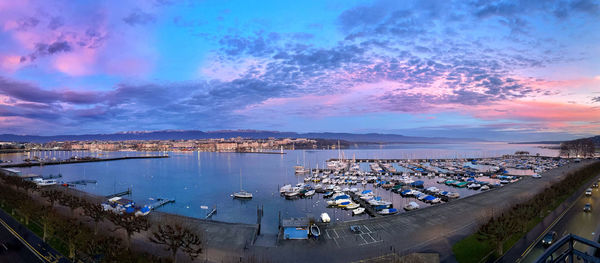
[0,0,599,141]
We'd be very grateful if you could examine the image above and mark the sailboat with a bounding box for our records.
[233,169,252,199]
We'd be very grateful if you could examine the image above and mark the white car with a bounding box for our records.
[532,174,542,179]
[585,188,593,196]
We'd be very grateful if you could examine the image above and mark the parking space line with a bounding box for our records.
[332,229,339,238]
[362,224,372,234]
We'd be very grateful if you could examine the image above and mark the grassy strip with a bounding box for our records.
[0,203,70,256]
[453,161,599,262]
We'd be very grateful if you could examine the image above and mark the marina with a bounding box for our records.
[0,142,562,234]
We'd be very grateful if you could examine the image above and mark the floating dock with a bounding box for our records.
[148,198,175,210]
[205,207,217,219]
[348,192,381,218]
[105,188,131,199]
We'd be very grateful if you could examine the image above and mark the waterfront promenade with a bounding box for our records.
[247,160,596,262]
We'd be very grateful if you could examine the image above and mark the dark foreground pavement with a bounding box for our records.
[0,208,68,263]
[246,160,597,263]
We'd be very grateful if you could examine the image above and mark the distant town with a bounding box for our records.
[0,137,354,153]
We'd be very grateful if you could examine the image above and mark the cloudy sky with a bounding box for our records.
[0,0,599,140]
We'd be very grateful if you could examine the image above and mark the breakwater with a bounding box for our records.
[0,155,169,168]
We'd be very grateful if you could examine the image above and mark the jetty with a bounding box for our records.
[205,207,217,219]
[148,198,175,210]
[0,155,170,168]
[347,191,380,218]
[105,188,131,199]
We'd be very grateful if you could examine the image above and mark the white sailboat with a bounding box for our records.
[233,169,252,199]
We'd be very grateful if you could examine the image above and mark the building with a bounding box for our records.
[281,218,309,240]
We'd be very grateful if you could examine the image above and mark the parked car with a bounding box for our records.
[532,174,542,179]
[541,231,557,246]
[350,225,361,233]
[585,188,593,196]
[584,203,592,212]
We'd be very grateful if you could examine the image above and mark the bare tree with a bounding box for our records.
[149,224,203,263]
[108,213,149,249]
[41,190,63,207]
[82,202,107,235]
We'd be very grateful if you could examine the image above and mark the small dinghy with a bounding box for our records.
[310,224,320,238]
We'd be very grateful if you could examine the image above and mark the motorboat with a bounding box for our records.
[467,183,481,190]
[352,207,365,215]
[32,178,57,186]
[304,190,316,197]
[404,201,420,211]
[279,184,292,194]
[480,185,490,191]
[377,208,398,215]
[345,203,360,210]
[320,213,331,223]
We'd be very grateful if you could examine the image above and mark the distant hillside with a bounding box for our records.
[0,130,482,144]
[510,135,600,146]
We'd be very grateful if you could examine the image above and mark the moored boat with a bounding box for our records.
[352,207,365,215]
[377,208,398,215]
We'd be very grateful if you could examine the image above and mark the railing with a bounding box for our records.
[535,234,600,263]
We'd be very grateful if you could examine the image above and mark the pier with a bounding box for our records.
[348,191,381,218]
[0,155,170,168]
[148,198,175,210]
[105,188,131,199]
[205,207,217,219]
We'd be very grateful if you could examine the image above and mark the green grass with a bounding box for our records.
[452,233,494,263]
[0,205,70,256]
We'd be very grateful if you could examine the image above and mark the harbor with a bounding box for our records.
[0,143,563,234]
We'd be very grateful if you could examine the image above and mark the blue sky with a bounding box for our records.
[0,0,599,141]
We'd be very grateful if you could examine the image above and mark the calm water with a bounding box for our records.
[1,142,557,234]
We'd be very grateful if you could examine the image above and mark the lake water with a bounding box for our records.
[1,142,557,234]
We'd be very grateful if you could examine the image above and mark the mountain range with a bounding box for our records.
[0,130,482,144]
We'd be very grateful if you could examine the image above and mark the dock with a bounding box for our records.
[347,192,381,218]
[205,207,217,219]
[148,198,175,210]
[105,188,131,199]
[0,155,170,168]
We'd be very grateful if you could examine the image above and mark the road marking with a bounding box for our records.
[362,225,372,234]
[519,184,592,261]
[0,217,47,262]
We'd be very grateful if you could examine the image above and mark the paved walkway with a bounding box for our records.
[248,160,596,263]
[0,208,68,263]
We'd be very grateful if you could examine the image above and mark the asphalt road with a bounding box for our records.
[0,220,43,263]
[521,181,600,262]
[0,208,68,263]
